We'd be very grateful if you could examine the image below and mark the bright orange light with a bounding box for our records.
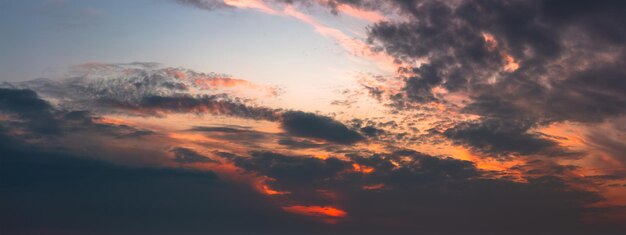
[503,54,520,72]
[352,163,375,174]
[481,32,519,72]
[450,146,525,181]
[97,117,132,126]
[482,32,498,51]
[168,133,215,143]
[282,205,347,218]
[314,154,330,160]
[260,184,290,195]
[536,122,585,147]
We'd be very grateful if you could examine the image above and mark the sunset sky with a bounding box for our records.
[1,0,626,234]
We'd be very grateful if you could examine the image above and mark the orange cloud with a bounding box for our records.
[96,117,133,126]
[255,177,291,195]
[450,146,525,180]
[168,133,219,143]
[352,163,375,174]
[503,53,520,72]
[481,32,520,72]
[282,205,347,218]
[482,32,498,51]
[261,184,290,195]
[164,67,280,97]
[193,77,252,89]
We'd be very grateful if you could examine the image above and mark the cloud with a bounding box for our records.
[442,119,562,157]
[171,147,219,163]
[359,126,384,137]
[213,149,621,234]
[114,94,282,121]
[277,138,323,149]
[370,0,625,117]
[9,69,363,146]
[4,1,626,232]
[1,87,624,234]
[280,111,364,144]
[104,95,363,144]
[223,151,351,184]
[0,88,60,134]
[0,132,324,235]
[13,62,280,109]
[0,87,159,140]
[5,65,280,120]
[340,0,626,163]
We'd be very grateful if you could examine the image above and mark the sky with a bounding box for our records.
[1,0,625,234]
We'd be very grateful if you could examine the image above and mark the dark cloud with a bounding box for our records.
[0,132,321,235]
[131,94,280,121]
[171,147,219,164]
[187,125,277,149]
[8,63,365,146]
[215,149,623,234]
[277,138,323,149]
[0,88,60,134]
[355,0,626,161]
[0,88,156,139]
[224,151,351,185]
[360,126,385,137]
[1,84,623,234]
[107,96,363,145]
[8,70,364,148]
[281,111,364,144]
[442,119,560,157]
[365,0,626,121]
